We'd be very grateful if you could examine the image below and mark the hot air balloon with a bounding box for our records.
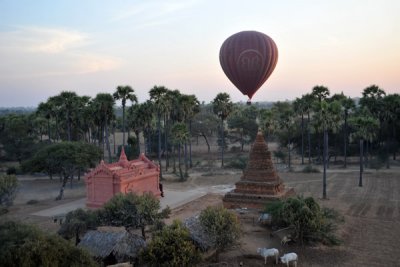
[219,31,278,103]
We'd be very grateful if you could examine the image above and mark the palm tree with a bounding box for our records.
[330,93,355,168]
[274,102,296,170]
[55,91,80,141]
[293,97,307,165]
[212,93,233,167]
[313,100,341,199]
[149,85,168,179]
[113,85,138,147]
[383,94,400,162]
[36,101,54,143]
[92,93,115,162]
[350,111,379,186]
[171,122,189,181]
[301,93,315,164]
[180,94,200,168]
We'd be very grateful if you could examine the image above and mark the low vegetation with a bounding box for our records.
[265,196,343,245]
[0,174,18,214]
[0,221,97,267]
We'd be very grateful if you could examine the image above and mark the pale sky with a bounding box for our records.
[0,0,399,107]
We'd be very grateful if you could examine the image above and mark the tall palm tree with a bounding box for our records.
[350,111,379,186]
[212,93,233,167]
[293,97,307,165]
[36,101,54,143]
[149,85,168,179]
[180,94,200,168]
[171,122,189,181]
[54,91,80,141]
[383,94,400,162]
[274,102,296,170]
[92,93,115,162]
[330,93,355,168]
[113,85,138,147]
[302,93,315,164]
[313,100,341,199]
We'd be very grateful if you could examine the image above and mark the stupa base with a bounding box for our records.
[222,188,295,210]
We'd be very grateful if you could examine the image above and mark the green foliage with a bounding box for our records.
[0,221,96,267]
[22,141,101,178]
[6,166,17,175]
[225,155,248,170]
[0,174,18,208]
[302,165,320,173]
[140,220,201,267]
[98,193,170,239]
[199,206,241,260]
[0,114,36,162]
[273,150,287,163]
[265,196,343,245]
[58,208,100,245]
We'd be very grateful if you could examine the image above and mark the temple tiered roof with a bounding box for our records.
[223,130,294,209]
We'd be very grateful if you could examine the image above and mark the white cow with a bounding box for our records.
[257,247,279,264]
[280,252,298,267]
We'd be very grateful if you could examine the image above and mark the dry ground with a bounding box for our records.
[3,166,400,266]
[2,133,400,266]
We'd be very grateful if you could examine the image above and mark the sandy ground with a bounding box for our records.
[2,134,400,266]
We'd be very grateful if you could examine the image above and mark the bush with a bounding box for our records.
[199,206,241,261]
[265,196,343,245]
[6,167,17,175]
[26,199,39,205]
[302,165,320,173]
[140,220,201,266]
[0,221,96,267]
[0,174,18,208]
[225,156,248,170]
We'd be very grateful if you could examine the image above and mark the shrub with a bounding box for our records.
[26,199,39,205]
[302,165,320,173]
[0,174,18,208]
[0,221,96,267]
[225,156,248,170]
[265,196,343,245]
[140,220,201,266]
[6,167,17,175]
[199,206,241,261]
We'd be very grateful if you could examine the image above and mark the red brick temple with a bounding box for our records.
[223,130,295,209]
[85,149,162,208]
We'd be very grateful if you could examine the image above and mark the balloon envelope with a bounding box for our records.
[219,31,278,100]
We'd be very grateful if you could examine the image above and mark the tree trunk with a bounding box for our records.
[344,112,348,168]
[184,142,189,178]
[288,136,291,170]
[307,112,311,164]
[135,131,141,154]
[157,113,163,180]
[359,139,364,187]
[56,171,70,200]
[189,120,193,168]
[113,126,116,155]
[178,144,183,181]
[105,122,112,163]
[164,115,169,171]
[221,119,224,167]
[201,133,210,153]
[67,111,71,142]
[323,129,328,199]
[122,103,126,147]
[301,113,304,165]
[47,119,52,143]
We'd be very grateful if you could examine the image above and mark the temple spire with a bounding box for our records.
[119,147,128,163]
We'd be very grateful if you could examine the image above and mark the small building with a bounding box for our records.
[85,149,162,208]
[78,227,145,265]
